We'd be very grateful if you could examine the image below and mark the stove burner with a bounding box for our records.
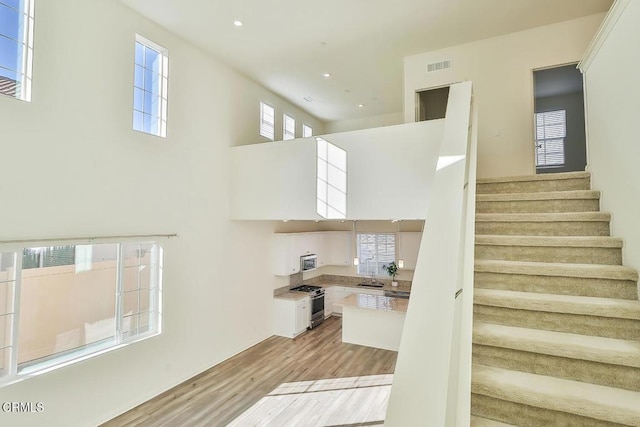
[291,285,323,293]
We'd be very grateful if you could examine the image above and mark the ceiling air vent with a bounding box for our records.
[427,60,452,73]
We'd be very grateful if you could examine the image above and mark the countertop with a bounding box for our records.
[273,292,310,301]
[315,281,412,293]
[336,293,409,313]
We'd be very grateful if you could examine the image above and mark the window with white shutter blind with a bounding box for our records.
[535,110,566,167]
[356,233,396,276]
[260,102,275,140]
[283,114,295,140]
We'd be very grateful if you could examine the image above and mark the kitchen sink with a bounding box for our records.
[357,283,384,288]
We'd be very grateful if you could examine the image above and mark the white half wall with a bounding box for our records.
[230,121,444,220]
[325,111,404,134]
[404,13,606,179]
[0,1,319,425]
[580,0,640,275]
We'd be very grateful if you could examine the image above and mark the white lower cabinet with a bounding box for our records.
[273,296,310,338]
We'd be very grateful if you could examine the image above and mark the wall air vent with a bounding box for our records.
[427,60,452,73]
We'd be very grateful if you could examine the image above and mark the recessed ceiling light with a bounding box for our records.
[303,96,313,102]
[322,73,331,78]
[233,20,243,27]
[358,104,365,108]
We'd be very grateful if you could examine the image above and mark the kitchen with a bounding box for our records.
[272,220,422,351]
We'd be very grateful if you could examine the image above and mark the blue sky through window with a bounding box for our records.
[132,38,167,137]
[0,0,32,100]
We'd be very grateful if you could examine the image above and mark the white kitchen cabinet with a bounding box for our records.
[324,287,334,318]
[273,296,310,338]
[295,297,311,335]
[398,232,422,270]
[272,234,299,276]
[325,231,352,266]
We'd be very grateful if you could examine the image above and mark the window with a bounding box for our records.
[0,0,35,101]
[356,233,395,276]
[0,240,162,385]
[303,124,313,138]
[260,102,275,140]
[133,35,169,137]
[283,114,295,140]
[535,110,566,167]
[316,138,347,219]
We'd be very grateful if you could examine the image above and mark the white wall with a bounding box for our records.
[0,1,315,425]
[581,0,640,275]
[404,14,606,179]
[325,111,404,133]
[230,121,444,220]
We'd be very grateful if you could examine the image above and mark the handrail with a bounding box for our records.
[0,233,178,245]
[385,81,476,426]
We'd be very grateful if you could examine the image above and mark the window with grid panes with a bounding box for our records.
[356,233,395,276]
[0,0,35,101]
[535,110,566,167]
[133,35,169,137]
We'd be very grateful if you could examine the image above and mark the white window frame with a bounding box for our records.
[0,239,163,388]
[283,114,295,140]
[535,109,566,167]
[316,138,347,219]
[260,102,275,140]
[356,233,396,276]
[0,0,35,102]
[133,34,169,138]
[302,124,313,138]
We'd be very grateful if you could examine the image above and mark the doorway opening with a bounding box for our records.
[416,86,450,122]
[533,64,586,174]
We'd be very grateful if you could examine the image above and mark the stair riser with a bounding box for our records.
[471,394,622,426]
[476,177,590,195]
[476,199,599,214]
[474,272,639,300]
[473,305,640,340]
[475,245,622,265]
[473,344,640,392]
[475,221,610,236]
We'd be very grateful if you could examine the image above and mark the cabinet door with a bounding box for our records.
[272,234,299,276]
[295,297,310,334]
[313,233,328,268]
[326,231,352,266]
[324,287,334,317]
[399,232,422,271]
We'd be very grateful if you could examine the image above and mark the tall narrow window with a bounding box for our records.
[0,0,35,101]
[283,114,295,140]
[303,124,313,138]
[316,138,347,219]
[133,35,169,137]
[356,233,395,276]
[535,110,566,167]
[260,102,275,140]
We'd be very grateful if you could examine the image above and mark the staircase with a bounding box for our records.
[470,171,640,426]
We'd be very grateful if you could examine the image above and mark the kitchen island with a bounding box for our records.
[337,294,408,351]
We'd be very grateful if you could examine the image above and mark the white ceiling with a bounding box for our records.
[120,0,612,123]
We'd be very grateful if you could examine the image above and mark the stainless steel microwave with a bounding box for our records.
[300,254,318,272]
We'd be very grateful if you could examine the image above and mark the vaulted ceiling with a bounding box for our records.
[120,0,612,122]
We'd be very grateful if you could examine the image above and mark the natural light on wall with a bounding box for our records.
[316,138,347,219]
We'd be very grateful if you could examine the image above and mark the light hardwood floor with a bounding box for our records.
[103,317,398,427]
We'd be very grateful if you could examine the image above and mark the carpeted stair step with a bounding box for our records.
[473,322,640,391]
[474,260,639,300]
[475,212,610,236]
[475,235,623,265]
[469,415,515,426]
[476,190,600,214]
[473,289,640,339]
[476,171,590,195]
[471,364,640,425]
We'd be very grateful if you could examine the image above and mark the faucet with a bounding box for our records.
[370,270,376,285]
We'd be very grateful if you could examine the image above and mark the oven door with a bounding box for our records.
[309,293,325,328]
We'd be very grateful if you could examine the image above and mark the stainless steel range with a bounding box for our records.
[290,285,325,329]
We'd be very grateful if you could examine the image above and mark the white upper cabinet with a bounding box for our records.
[325,231,352,266]
[272,231,351,276]
[398,232,422,271]
[272,234,299,276]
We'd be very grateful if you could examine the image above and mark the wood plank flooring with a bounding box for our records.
[102,317,398,427]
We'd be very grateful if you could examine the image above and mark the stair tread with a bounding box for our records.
[476,212,611,222]
[470,415,516,426]
[474,288,640,319]
[476,235,623,248]
[473,322,640,368]
[477,171,590,185]
[472,364,640,425]
[476,190,599,202]
[475,259,639,280]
